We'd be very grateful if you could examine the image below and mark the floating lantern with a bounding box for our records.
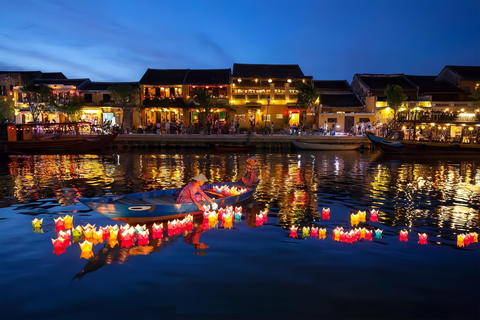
[255,213,264,227]
[302,227,310,238]
[83,226,95,239]
[350,213,359,227]
[365,229,372,241]
[463,233,472,247]
[224,213,233,229]
[399,230,409,242]
[152,223,163,239]
[32,218,43,228]
[235,206,242,214]
[93,229,103,244]
[471,232,478,243]
[54,216,65,232]
[358,211,366,223]
[120,228,135,248]
[52,238,67,255]
[107,239,119,248]
[418,233,428,245]
[79,240,94,259]
[58,230,71,246]
[322,208,330,220]
[211,202,218,210]
[259,210,268,224]
[340,231,346,243]
[369,209,378,222]
[319,228,326,240]
[354,228,362,241]
[135,224,146,234]
[137,230,150,246]
[457,234,465,247]
[310,227,318,238]
[289,226,298,238]
[218,208,225,222]
[82,223,96,231]
[360,227,366,239]
[374,229,383,239]
[63,215,74,229]
[109,227,119,241]
[333,227,342,241]
[101,226,111,240]
[202,204,211,212]
[72,226,83,237]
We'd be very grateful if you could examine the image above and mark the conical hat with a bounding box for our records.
[192,174,208,182]
[247,156,258,161]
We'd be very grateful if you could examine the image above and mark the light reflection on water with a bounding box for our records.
[1,150,479,235]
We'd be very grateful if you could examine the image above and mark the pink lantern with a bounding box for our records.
[137,230,150,246]
[260,210,268,223]
[101,226,111,240]
[235,206,242,214]
[418,233,428,245]
[399,230,409,242]
[289,226,298,238]
[310,227,318,238]
[365,229,372,241]
[58,230,71,246]
[369,209,378,222]
[54,216,65,232]
[52,238,67,255]
[322,208,330,220]
[218,208,225,222]
[255,214,264,227]
[464,234,472,247]
[152,223,163,239]
[340,231,346,243]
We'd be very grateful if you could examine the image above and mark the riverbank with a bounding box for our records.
[110,132,371,150]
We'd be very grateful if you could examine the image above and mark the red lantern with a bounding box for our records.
[369,209,378,222]
[418,233,427,245]
[322,208,330,220]
[289,226,298,238]
[399,230,409,242]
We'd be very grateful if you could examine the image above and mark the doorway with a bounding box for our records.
[345,116,354,134]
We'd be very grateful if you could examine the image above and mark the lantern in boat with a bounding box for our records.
[63,215,74,229]
[457,234,465,247]
[418,233,427,245]
[289,226,298,238]
[369,209,378,222]
[357,211,366,223]
[137,230,150,246]
[302,227,310,238]
[319,228,326,239]
[374,229,383,239]
[322,208,330,220]
[365,229,372,241]
[32,218,43,228]
[79,240,94,259]
[52,238,67,255]
[54,216,65,232]
[218,208,225,221]
[152,223,163,239]
[399,230,408,242]
[310,226,318,238]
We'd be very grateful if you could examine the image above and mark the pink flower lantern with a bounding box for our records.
[322,208,330,220]
[137,230,150,246]
[365,229,372,241]
[58,230,71,246]
[83,226,95,239]
[464,234,472,247]
[63,215,74,229]
[399,230,408,242]
[120,228,135,248]
[152,223,163,239]
[418,233,428,245]
[255,214,264,227]
[235,206,242,214]
[54,216,65,232]
[310,227,318,238]
[101,226,111,240]
[218,208,225,222]
[52,238,67,255]
[369,209,378,222]
[289,226,298,238]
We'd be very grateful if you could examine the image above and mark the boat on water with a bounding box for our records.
[291,140,362,151]
[0,122,118,153]
[209,143,255,153]
[79,181,257,224]
[365,132,480,155]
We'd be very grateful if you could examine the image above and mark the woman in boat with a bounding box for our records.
[176,174,214,211]
[242,156,259,187]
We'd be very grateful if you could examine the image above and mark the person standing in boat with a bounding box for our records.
[176,174,214,211]
[242,156,259,187]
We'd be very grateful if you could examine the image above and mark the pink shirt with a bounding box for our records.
[176,182,209,205]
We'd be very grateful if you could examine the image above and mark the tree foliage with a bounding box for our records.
[53,95,85,122]
[0,99,15,122]
[190,89,231,128]
[296,82,318,126]
[384,84,408,119]
[108,84,139,128]
[21,83,54,122]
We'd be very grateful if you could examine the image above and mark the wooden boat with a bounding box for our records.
[291,140,362,151]
[209,143,255,153]
[79,181,257,224]
[0,122,118,153]
[366,132,480,155]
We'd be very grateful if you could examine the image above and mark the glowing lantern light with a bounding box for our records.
[374,229,383,239]
[218,208,225,222]
[58,230,71,246]
[350,213,359,227]
[52,238,67,255]
[101,226,111,240]
[54,216,65,232]
[360,227,366,239]
[224,213,233,229]
[322,208,330,220]
[310,227,318,238]
[72,225,83,237]
[152,223,163,239]
[457,234,465,247]
[358,211,366,223]
[32,218,43,228]
[79,240,94,259]
[333,227,343,241]
[137,230,150,246]
[120,228,135,248]
[365,229,372,241]
[93,229,103,244]
[63,215,74,229]
[83,226,95,239]
[418,233,428,245]
[109,227,119,241]
[400,230,409,242]
[319,228,326,239]
[255,213,264,227]
[369,209,378,222]
[260,210,268,224]
[302,227,310,238]
[471,232,478,243]
[135,224,146,234]
[354,228,362,241]
[289,226,298,238]
[202,204,211,212]
[108,239,119,248]
[463,233,472,247]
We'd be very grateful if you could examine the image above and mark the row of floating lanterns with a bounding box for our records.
[202,205,243,229]
[213,185,248,197]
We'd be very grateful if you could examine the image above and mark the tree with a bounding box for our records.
[384,84,407,120]
[21,83,54,122]
[296,82,318,128]
[53,95,85,122]
[0,99,15,122]
[108,84,139,129]
[191,89,231,130]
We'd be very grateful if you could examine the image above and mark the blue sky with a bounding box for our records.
[1,0,479,82]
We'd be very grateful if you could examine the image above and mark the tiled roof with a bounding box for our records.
[139,69,189,85]
[319,93,364,108]
[314,80,351,91]
[30,78,90,87]
[442,66,480,80]
[38,72,67,80]
[405,75,464,93]
[78,82,139,91]
[355,74,418,91]
[232,63,305,79]
[184,69,231,85]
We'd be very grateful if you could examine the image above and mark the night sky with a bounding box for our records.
[1,0,479,82]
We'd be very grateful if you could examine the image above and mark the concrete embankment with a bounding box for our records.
[110,133,371,151]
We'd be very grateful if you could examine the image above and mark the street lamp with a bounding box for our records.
[266,97,271,133]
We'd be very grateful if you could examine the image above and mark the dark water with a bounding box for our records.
[0,149,479,320]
